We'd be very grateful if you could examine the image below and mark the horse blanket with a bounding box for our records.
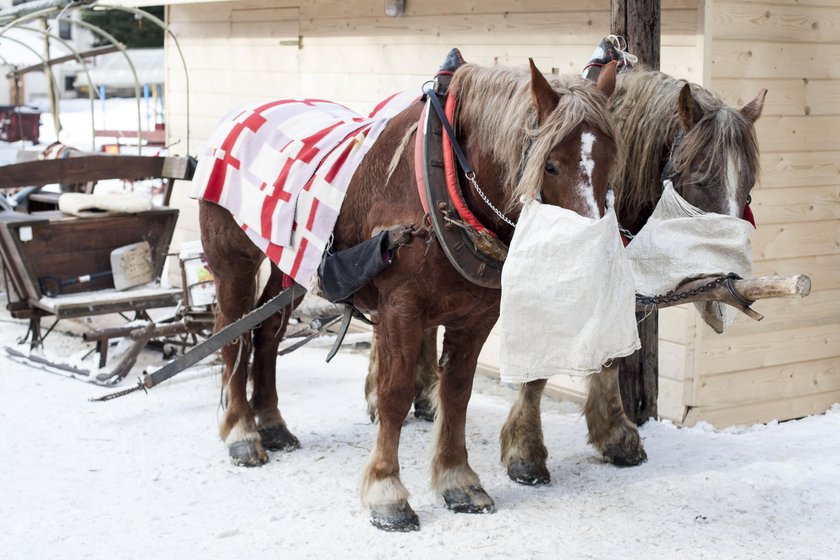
[190,90,419,287]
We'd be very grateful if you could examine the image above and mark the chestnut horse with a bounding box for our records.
[199,60,620,531]
[366,68,767,485]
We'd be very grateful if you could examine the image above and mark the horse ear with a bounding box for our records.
[740,89,767,123]
[677,84,703,131]
[596,61,617,98]
[529,58,560,124]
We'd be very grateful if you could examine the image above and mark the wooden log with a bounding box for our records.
[613,0,661,425]
[638,274,812,313]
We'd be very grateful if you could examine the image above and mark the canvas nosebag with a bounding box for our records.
[499,200,640,383]
[625,181,754,332]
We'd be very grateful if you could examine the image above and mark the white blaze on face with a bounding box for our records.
[578,131,600,218]
[726,154,740,217]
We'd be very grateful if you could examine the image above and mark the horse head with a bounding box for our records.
[449,60,621,240]
[670,84,767,219]
[526,59,619,219]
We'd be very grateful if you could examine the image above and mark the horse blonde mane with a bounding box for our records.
[610,69,760,224]
[450,64,620,209]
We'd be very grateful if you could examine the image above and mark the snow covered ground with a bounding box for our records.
[1,96,838,560]
[1,306,839,560]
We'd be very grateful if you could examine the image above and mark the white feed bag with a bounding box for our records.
[499,200,640,383]
[625,182,753,331]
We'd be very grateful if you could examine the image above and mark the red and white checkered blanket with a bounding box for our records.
[190,90,419,287]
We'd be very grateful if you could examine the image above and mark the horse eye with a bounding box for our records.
[544,162,559,175]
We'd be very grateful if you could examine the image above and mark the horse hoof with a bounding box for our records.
[413,398,435,422]
[229,440,268,467]
[442,485,496,514]
[258,424,300,452]
[603,444,647,467]
[370,503,420,532]
[507,461,550,486]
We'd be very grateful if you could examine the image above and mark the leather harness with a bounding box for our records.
[414,69,508,289]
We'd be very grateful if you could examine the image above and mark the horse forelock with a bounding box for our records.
[612,69,760,223]
[450,64,619,211]
[672,105,760,202]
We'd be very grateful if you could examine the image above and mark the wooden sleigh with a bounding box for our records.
[0,154,213,385]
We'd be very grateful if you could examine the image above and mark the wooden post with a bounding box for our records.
[612,0,660,425]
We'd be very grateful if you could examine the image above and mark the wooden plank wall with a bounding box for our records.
[680,0,840,427]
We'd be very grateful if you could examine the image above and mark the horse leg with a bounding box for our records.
[250,264,303,452]
[361,308,423,531]
[412,327,439,422]
[364,331,381,423]
[584,363,647,466]
[364,326,438,423]
[432,324,495,514]
[215,275,265,466]
[499,379,550,485]
[200,200,266,467]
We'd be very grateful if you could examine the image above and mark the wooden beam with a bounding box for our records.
[612,0,661,425]
[0,155,195,189]
[612,0,661,69]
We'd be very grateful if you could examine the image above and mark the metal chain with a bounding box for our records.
[635,272,742,307]
[465,172,517,227]
[618,225,636,240]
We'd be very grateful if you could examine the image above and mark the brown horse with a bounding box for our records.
[366,68,767,485]
[199,59,620,531]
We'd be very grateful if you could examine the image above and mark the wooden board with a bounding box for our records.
[758,152,840,189]
[751,186,840,225]
[711,41,840,80]
[683,390,840,428]
[711,78,840,117]
[713,2,840,44]
[691,357,840,408]
[751,220,838,261]
[0,156,195,190]
[698,323,840,376]
[0,209,178,303]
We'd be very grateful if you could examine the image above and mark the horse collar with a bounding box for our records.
[414,81,507,289]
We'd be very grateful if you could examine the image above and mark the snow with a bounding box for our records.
[1,308,839,560]
[2,86,839,560]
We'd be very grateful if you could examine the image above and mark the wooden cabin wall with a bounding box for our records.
[674,0,840,427]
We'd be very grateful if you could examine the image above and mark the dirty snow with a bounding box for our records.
[0,307,839,560]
